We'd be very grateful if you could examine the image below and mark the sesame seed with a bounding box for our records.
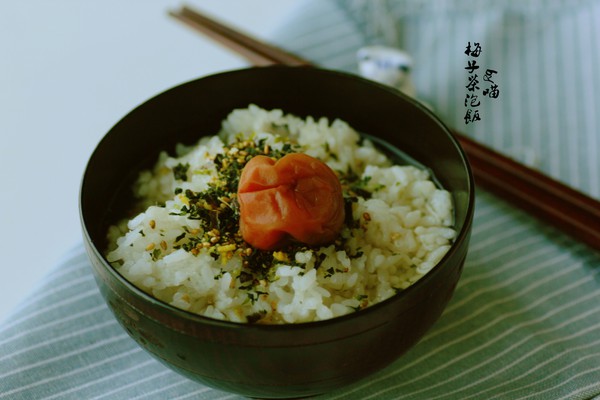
[179,195,190,206]
[217,244,236,252]
[273,251,288,262]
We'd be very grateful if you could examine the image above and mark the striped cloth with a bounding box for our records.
[1,1,599,399]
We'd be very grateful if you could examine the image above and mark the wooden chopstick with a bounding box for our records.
[168,6,310,67]
[169,5,600,251]
[457,134,600,248]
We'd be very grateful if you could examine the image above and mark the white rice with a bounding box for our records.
[106,105,455,324]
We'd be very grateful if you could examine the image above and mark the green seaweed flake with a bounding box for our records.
[173,163,190,181]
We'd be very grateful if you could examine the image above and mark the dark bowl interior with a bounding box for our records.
[80,66,474,399]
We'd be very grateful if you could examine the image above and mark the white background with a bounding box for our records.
[0,0,299,323]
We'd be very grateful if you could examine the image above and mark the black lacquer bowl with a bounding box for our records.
[80,66,474,399]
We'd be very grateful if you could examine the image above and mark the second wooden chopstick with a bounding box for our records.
[169,5,600,251]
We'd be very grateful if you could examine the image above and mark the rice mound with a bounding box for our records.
[106,105,456,324]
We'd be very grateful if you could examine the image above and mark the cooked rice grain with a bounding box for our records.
[106,105,455,324]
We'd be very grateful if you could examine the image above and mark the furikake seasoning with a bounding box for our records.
[164,134,379,295]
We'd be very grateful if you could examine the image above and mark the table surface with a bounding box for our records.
[0,0,299,323]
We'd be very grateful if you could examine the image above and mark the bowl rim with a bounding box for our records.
[80,65,475,331]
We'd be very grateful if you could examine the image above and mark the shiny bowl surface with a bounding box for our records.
[80,66,474,399]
